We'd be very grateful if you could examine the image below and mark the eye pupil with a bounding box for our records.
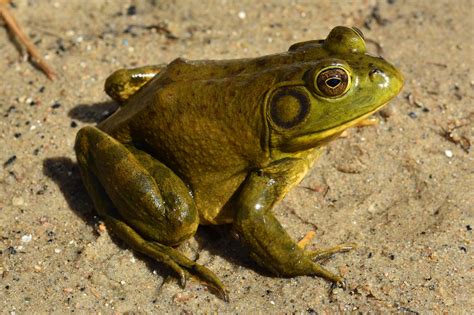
[326,78,341,88]
[315,67,350,97]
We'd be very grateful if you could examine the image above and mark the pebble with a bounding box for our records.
[379,105,395,118]
[127,5,137,16]
[21,234,32,243]
[4,155,17,167]
[444,149,453,158]
[12,196,24,206]
[238,11,246,19]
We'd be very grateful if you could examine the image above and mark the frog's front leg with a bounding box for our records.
[233,158,354,285]
[75,126,227,300]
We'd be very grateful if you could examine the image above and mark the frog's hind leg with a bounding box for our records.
[75,126,228,300]
[105,65,164,103]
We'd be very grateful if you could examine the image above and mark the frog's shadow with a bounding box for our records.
[68,100,119,123]
[43,153,269,287]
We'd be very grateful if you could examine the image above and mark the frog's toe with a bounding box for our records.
[146,241,228,300]
[331,278,347,290]
[306,242,357,261]
[139,239,228,299]
[309,261,345,284]
[102,215,227,300]
[184,261,228,301]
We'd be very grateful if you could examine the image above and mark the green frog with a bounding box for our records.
[75,26,403,300]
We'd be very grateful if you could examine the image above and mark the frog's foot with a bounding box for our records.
[104,216,229,301]
[305,243,356,288]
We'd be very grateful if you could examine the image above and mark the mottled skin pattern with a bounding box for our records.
[75,26,403,300]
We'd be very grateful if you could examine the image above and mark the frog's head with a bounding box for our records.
[266,26,404,153]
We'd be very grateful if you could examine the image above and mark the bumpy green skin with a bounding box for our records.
[75,26,403,300]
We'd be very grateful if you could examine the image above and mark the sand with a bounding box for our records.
[1,0,472,313]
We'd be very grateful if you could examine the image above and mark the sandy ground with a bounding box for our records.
[0,0,472,313]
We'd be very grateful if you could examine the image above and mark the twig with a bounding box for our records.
[0,0,56,80]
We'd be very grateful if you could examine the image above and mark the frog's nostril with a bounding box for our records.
[369,68,383,75]
[369,68,385,81]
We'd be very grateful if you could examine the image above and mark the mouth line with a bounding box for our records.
[302,100,389,138]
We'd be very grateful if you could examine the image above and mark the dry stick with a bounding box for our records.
[0,2,56,80]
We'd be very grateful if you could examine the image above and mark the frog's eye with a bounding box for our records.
[315,67,351,97]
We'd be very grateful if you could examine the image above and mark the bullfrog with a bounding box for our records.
[75,26,403,300]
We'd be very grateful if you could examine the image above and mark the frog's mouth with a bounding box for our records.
[315,101,388,140]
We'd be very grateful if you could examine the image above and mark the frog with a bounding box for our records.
[75,26,403,300]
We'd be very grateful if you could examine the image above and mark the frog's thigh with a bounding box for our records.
[75,126,198,246]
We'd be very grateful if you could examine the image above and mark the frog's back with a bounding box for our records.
[99,58,280,224]
[161,44,328,81]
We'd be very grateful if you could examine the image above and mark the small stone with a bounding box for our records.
[21,234,32,243]
[444,149,453,158]
[379,105,395,118]
[338,265,349,276]
[127,5,136,16]
[12,196,24,206]
[4,155,17,167]
[238,11,246,19]
[408,111,418,119]
[98,223,107,233]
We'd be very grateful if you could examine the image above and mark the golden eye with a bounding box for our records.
[315,67,350,97]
